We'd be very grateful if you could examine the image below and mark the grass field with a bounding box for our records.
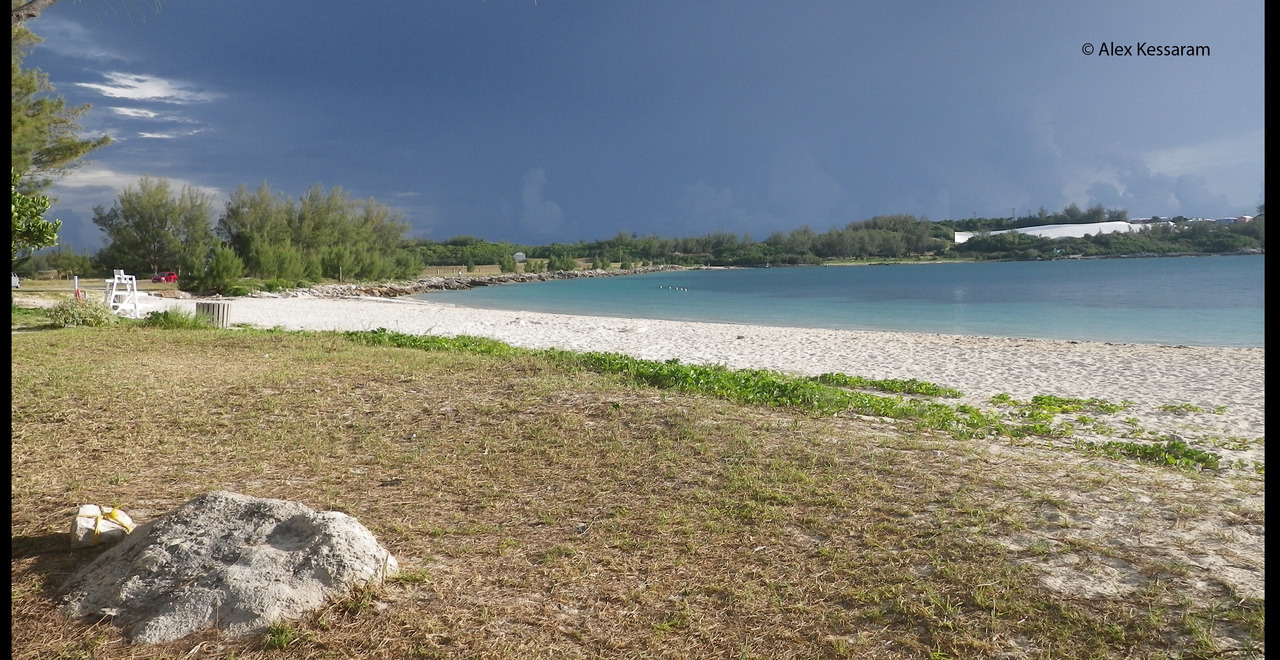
[10,312,1265,658]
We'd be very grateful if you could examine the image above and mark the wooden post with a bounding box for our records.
[195,301,231,328]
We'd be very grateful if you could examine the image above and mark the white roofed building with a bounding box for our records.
[953,221,1137,245]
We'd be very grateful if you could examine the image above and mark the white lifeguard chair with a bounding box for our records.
[103,269,140,318]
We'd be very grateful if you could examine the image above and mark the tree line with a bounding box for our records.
[20,194,1266,289]
[952,214,1265,261]
[77,178,420,292]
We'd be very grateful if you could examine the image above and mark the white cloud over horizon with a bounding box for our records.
[48,168,224,211]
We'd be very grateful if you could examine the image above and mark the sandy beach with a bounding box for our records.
[129,292,1264,461]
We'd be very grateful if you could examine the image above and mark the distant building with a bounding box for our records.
[513,252,526,262]
[952,221,1136,244]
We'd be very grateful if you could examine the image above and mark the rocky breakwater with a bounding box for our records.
[300,264,686,299]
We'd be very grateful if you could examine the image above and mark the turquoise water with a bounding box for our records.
[411,255,1265,348]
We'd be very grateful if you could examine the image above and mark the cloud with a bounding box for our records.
[136,131,202,139]
[109,107,159,118]
[764,150,850,228]
[107,104,206,139]
[42,168,226,252]
[21,16,124,61]
[51,168,157,191]
[677,181,774,236]
[1080,160,1232,218]
[1059,130,1262,219]
[47,168,223,214]
[396,201,443,240]
[519,168,565,236]
[75,72,220,103]
[1143,131,1264,178]
[1141,131,1265,212]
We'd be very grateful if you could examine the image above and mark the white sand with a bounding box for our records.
[139,293,1264,457]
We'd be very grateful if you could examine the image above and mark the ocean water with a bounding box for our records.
[411,255,1265,348]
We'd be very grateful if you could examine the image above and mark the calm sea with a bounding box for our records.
[411,255,1265,348]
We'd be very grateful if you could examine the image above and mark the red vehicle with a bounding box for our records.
[151,271,178,283]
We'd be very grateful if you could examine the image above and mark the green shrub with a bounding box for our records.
[140,308,215,329]
[547,254,578,271]
[184,245,246,294]
[210,247,246,291]
[261,278,295,293]
[224,285,251,297]
[47,298,117,327]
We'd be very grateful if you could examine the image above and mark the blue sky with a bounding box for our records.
[22,1,1266,251]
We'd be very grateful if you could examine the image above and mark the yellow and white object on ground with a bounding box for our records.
[70,504,136,549]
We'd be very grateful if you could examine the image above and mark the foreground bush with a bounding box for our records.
[46,298,117,327]
[140,308,216,330]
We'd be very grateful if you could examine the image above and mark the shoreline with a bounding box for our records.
[300,264,685,298]
[296,255,1264,350]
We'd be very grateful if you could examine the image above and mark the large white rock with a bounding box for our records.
[58,491,399,644]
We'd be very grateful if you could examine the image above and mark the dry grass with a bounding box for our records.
[10,325,1265,659]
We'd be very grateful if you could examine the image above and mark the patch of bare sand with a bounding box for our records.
[989,445,1265,653]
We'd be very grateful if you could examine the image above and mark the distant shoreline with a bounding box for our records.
[782,250,1264,267]
[297,264,685,299]
[305,250,1267,300]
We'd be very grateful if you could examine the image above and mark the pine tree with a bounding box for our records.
[11,24,111,194]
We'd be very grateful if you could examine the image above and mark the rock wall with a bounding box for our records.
[296,265,685,299]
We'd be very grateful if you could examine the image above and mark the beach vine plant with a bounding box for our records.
[814,372,963,398]
[988,392,1133,416]
[339,328,1236,471]
[1066,438,1223,471]
[1157,402,1228,415]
